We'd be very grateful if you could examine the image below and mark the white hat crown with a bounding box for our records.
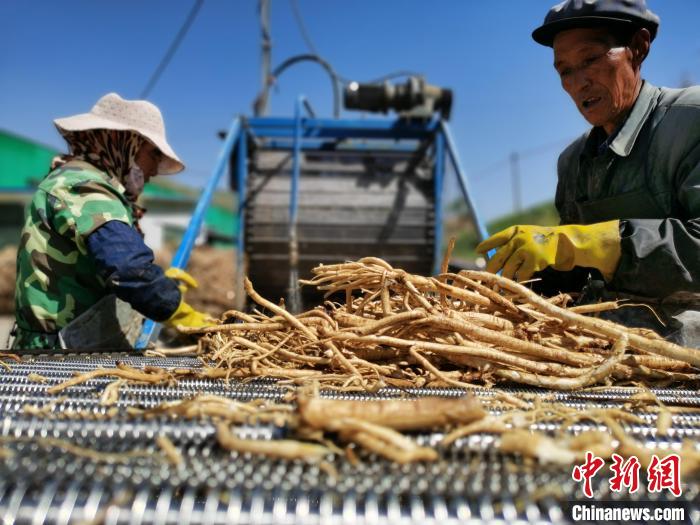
[91,93,166,137]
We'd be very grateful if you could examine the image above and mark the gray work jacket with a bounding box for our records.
[553,81,700,346]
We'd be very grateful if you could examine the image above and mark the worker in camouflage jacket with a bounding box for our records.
[13,93,212,349]
[477,0,700,347]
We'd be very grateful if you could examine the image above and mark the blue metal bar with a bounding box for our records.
[247,117,437,140]
[247,117,440,132]
[173,117,242,268]
[247,128,428,140]
[135,117,242,349]
[235,127,248,310]
[260,140,421,153]
[248,117,437,129]
[439,120,490,243]
[432,131,445,275]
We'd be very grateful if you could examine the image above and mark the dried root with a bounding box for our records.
[176,258,697,392]
[99,379,127,407]
[27,372,48,383]
[0,352,20,372]
[299,394,486,431]
[47,363,178,394]
[0,436,155,464]
[336,418,438,463]
[156,435,183,466]
[216,423,331,461]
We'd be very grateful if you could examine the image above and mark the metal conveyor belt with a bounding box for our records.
[0,354,698,524]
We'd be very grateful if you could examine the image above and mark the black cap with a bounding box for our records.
[532,0,660,47]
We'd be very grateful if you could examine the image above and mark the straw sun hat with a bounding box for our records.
[53,92,185,175]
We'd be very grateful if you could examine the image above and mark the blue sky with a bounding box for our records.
[2,1,699,222]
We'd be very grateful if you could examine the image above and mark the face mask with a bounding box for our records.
[123,164,146,201]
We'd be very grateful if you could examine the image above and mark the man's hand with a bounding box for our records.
[476,220,621,282]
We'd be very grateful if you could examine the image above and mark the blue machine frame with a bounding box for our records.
[136,103,488,349]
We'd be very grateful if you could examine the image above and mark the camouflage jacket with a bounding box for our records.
[14,160,134,336]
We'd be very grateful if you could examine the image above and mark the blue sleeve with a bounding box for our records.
[86,220,181,321]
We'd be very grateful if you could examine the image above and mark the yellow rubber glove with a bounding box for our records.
[163,299,214,329]
[165,267,199,294]
[476,220,621,282]
[163,268,213,329]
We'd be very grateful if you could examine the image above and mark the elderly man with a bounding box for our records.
[477,0,700,347]
[13,93,212,349]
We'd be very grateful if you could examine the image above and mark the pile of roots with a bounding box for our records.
[181,257,699,391]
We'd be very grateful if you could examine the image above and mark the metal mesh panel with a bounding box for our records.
[245,148,435,305]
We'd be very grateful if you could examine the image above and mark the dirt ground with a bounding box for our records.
[0,246,16,315]
[0,315,13,348]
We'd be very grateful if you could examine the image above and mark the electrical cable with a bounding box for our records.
[289,0,319,56]
[140,0,204,99]
[276,0,423,116]
[470,136,576,181]
[518,136,575,160]
[255,53,342,118]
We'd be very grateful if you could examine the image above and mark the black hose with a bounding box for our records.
[254,54,341,118]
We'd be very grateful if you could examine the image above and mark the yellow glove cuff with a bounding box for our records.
[563,220,621,282]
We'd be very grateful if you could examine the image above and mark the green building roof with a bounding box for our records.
[0,130,58,189]
[205,204,238,238]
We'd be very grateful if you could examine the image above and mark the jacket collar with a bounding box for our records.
[608,80,660,157]
[61,159,128,196]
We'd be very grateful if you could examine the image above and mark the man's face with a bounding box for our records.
[553,27,640,135]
